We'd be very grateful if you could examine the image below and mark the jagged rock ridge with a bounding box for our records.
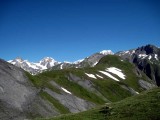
[116,44,160,86]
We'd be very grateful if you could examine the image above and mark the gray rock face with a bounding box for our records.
[139,80,156,90]
[121,85,139,95]
[28,96,60,117]
[82,53,106,67]
[0,59,36,109]
[0,59,37,119]
[50,80,96,112]
[45,88,95,113]
[0,59,60,119]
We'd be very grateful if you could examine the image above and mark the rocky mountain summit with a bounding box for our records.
[116,44,160,86]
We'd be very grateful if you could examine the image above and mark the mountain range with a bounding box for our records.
[0,44,160,120]
[8,50,113,75]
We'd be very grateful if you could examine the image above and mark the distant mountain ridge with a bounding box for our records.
[116,44,159,62]
[8,57,60,75]
[7,44,160,87]
[8,50,114,74]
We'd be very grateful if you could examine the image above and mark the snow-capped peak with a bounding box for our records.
[100,50,114,55]
[14,57,24,62]
[39,57,59,67]
[8,57,25,64]
[8,57,60,75]
[40,57,56,63]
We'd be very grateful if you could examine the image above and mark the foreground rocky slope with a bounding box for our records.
[0,59,63,120]
[0,59,36,120]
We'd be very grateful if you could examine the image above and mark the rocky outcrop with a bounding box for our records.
[44,88,95,113]
[28,96,60,117]
[138,80,156,90]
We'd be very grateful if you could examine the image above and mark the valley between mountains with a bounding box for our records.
[0,44,160,120]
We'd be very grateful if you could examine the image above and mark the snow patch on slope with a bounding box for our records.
[85,73,97,79]
[60,64,63,69]
[99,71,119,81]
[92,61,98,67]
[148,55,152,60]
[96,74,103,79]
[61,87,72,94]
[155,54,158,60]
[138,54,148,59]
[106,67,125,79]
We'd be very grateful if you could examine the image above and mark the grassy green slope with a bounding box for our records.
[38,69,106,104]
[80,55,153,101]
[36,87,160,120]
[96,55,147,91]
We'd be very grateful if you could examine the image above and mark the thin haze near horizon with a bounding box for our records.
[0,0,160,62]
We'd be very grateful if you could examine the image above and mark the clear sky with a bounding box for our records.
[0,0,160,62]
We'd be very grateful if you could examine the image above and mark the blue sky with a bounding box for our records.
[0,0,160,62]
